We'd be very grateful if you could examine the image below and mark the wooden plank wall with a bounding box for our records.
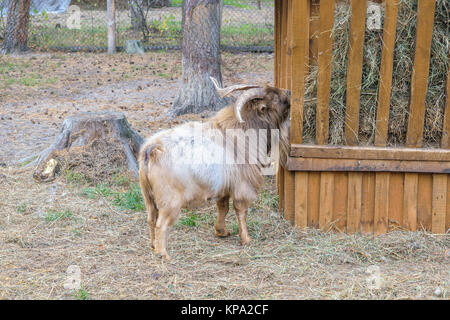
[275,0,449,234]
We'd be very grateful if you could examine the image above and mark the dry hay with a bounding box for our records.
[0,168,448,299]
[302,0,449,147]
[33,138,131,185]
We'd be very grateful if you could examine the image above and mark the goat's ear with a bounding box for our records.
[270,92,280,106]
[257,102,267,112]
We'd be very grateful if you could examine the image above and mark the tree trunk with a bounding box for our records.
[129,0,144,32]
[107,0,116,54]
[169,0,226,116]
[129,0,171,34]
[1,0,31,54]
[33,112,143,182]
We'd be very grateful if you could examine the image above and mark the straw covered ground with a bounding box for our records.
[0,49,449,299]
[1,167,449,299]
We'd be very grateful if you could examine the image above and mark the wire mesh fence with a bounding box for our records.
[0,0,274,52]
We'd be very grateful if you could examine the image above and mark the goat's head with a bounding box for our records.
[210,77,290,126]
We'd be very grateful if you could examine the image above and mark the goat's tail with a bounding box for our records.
[139,143,164,218]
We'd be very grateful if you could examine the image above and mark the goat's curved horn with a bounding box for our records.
[210,77,261,98]
[234,88,266,123]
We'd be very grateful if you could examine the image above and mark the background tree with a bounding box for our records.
[129,0,171,34]
[170,0,226,116]
[1,0,31,54]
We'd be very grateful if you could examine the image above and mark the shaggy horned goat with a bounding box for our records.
[139,78,290,259]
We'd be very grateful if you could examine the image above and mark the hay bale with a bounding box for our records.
[303,0,449,147]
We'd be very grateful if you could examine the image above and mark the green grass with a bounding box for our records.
[81,183,144,212]
[16,203,28,214]
[81,183,114,199]
[171,0,260,8]
[17,155,38,168]
[65,170,90,185]
[176,211,204,228]
[0,60,59,87]
[26,20,272,49]
[222,23,273,46]
[110,173,132,187]
[112,184,145,211]
[44,209,73,222]
[73,288,89,300]
[175,208,218,229]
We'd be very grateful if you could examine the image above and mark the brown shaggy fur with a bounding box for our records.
[139,86,290,259]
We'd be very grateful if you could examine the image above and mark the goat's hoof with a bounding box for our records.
[215,229,231,238]
[241,237,251,246]
[156,252,171,261]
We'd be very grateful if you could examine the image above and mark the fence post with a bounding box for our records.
[107,0,116,54]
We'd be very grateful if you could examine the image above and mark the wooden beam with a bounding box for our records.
[315,0,335,145]
[344,0,367,145]
[309,0,320,67]
[374,0,399,146]
[361,173,375,233]
[289,0,310,144]
[319,172,334,231]
[284,168,295,224]
[290,144,450,162]
[333,172,348,232]
[287,157,450,174]
[441,68,450,149]
[347,172,362,232]
[294,171,308,228]
[431,174,447,233]
[417,174,432,230]
[274,0,282,88]
[388,173,404,230]
[374,172,390,234]
[406,0,437,147]
[283,0,295,224]
[403,173,418,231]
[288,0,310,226]
[280,0,288,90]
[307,172,320,228]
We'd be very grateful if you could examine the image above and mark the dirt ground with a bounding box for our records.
[0,51,448,300]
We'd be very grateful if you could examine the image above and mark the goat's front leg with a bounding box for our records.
[233,200,251,245]
[215,196,231,237]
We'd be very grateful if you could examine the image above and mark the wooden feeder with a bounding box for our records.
[274,0,449,234]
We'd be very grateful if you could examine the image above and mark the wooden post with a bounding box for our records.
[344,0,367,146]
[406,0,437,147]
[374,0,399,147]
[107,0,116,54]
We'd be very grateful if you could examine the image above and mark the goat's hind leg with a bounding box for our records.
[154,205,180,260]
[215,196,231,237]
[147,204,158,250]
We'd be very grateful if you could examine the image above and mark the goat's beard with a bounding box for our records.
[278,119,290,168]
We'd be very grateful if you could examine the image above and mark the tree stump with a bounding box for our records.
[33,111,143,182]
